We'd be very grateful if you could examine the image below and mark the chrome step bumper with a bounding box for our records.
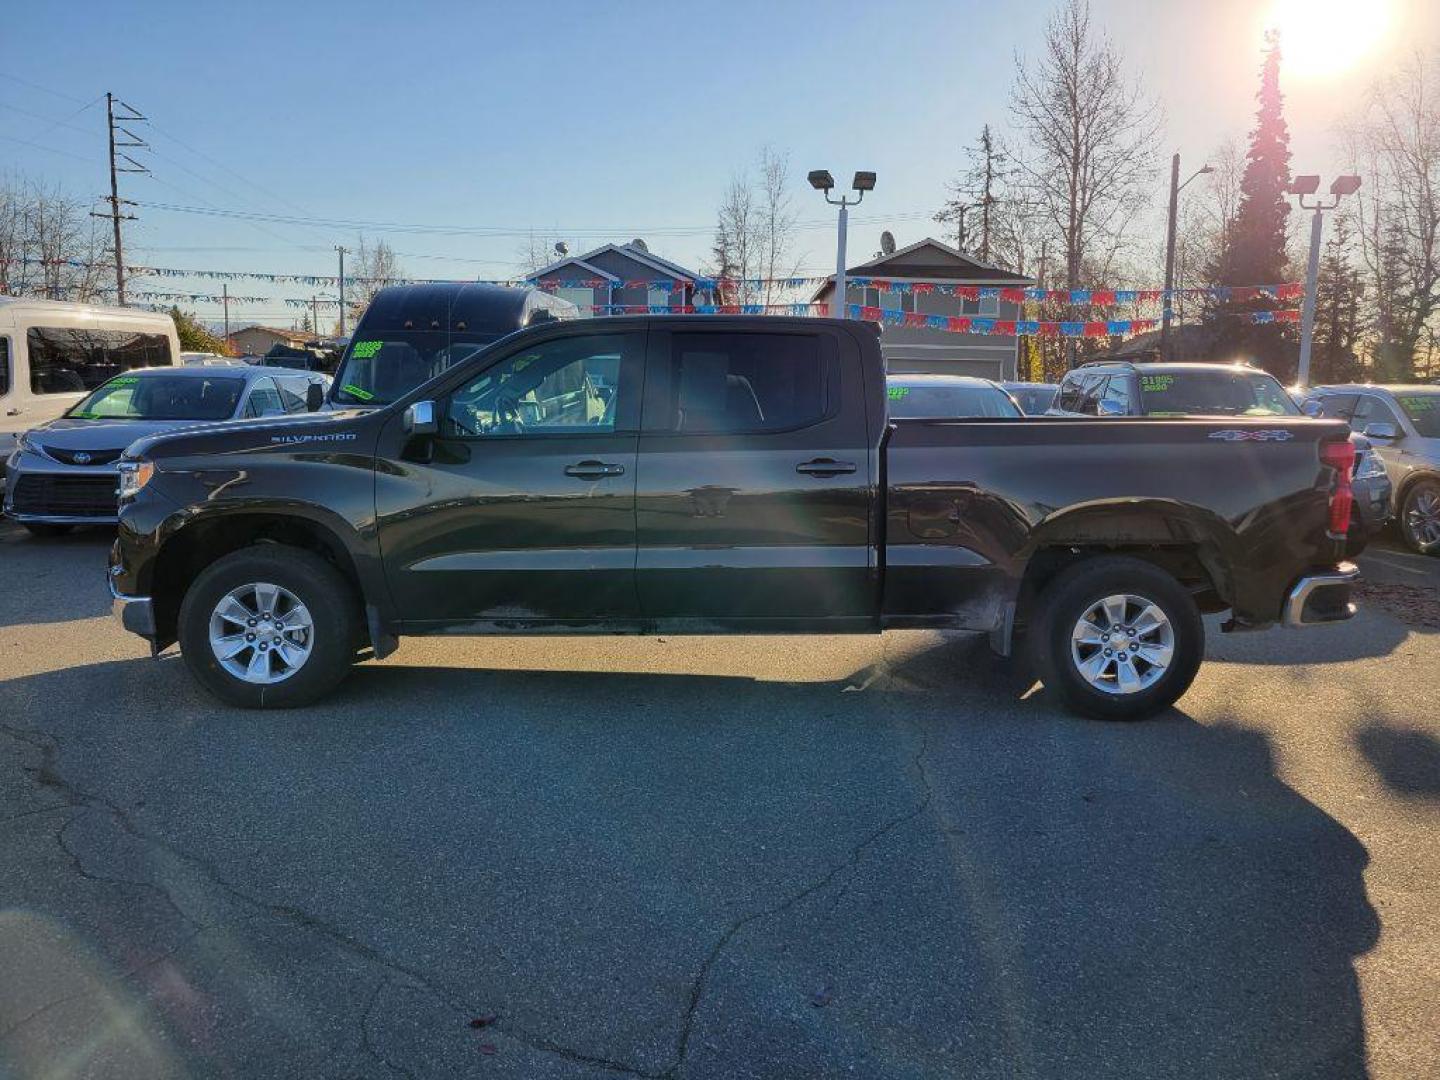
[1283,562,1359,627]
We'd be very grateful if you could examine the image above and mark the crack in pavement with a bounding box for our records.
[2,704,938,1080]
[359,979,416,1080]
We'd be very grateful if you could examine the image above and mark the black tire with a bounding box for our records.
[1029,556,1204,721]
[23,523,74,538]
[177,544,360,708]
[1398,479,1440,556]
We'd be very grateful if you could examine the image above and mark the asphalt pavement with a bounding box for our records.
[1,520,1437,1079]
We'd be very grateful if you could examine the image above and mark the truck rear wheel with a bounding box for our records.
[177,544,359,708]
[1029,556,1204,721]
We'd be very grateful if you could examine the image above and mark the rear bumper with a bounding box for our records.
[1283,562,1359,627]
[109,574,156,638]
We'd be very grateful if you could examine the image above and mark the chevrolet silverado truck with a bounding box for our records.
[108,315,1359,720]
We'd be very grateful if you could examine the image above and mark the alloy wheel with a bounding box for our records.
[208,582,314,684]
[1070,593,1175,695]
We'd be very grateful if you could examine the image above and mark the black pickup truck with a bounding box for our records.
[108,314,1359,720]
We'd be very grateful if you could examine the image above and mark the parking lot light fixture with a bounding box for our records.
[1290,174,1362,387]
[812,169,876,319]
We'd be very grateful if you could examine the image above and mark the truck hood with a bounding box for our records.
[124,407,375,461]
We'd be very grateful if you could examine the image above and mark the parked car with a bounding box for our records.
[0,297,180,472]
[328,283,579,407]
[887,374,1022,419]
[108,315,1359,721]
[1304,384,1440,554]
[4,366,327,536]
[1002,381,1059,415]
[1050,361,1390,555]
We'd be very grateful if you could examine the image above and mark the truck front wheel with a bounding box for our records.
[177,544,360,708]
[1029,556,1204,721]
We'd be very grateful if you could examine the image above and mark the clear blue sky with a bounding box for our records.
[2,0,1432,324]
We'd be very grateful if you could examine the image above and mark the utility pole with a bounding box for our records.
[1161,154,1213,362]
[336,246,348,336]
[1289,174,1362,388]
[222,283,230,340]
[808,170,875,319]
[312,294,321,338]
[97,93,148,305]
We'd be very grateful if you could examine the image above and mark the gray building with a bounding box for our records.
[526,242,700,316]
[811,239,1033,380]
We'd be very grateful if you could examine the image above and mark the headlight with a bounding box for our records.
[117,460,155,499]
[1355,452,1387,479]
[16,431,39,455]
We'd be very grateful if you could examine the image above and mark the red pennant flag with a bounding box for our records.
[860,305,883,321]
[948,316,972,333]
[870,279,891,292]
[1275,308,1301,322]
[999,287,1026,303]
[994,320,1017,336]
[1091,290,1117,306]
[1276,283,1304,300]
[955,286,980,301]
[1231,286,1257,303]
[903,312,927,328]
[1138,289,1163,303]
[1038,322,1060,337]
[1084,321,1109,337]
[911,282,934,294]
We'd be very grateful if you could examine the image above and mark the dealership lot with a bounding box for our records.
[2,519,1437,1079]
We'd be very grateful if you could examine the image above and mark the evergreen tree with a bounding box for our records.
[1313,218,1364,383]
[1209,30,1296,377]
[167,306,228,354]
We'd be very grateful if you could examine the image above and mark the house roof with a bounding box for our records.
[526,242,698,283]
[812,237,1033,300]
[226,325,302,340]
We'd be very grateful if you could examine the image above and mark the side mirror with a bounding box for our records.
[1097,399,1127,417]
[306,382,325,412]
[1302,400,1323,418]
[1363,421,1399,440]
[403,399,438,436]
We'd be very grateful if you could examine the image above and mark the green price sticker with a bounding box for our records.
[341,383,374,401]
[888,386,910,400]
[350,340,383,359]
[1399,396,1436,412]
[1141,375,1175,392]
[70,411,97,419]
[109,376,139,386]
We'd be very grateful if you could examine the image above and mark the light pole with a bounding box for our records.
[1160,154,1213,360]
[1289,174,1361,388]
[810,169,876,319]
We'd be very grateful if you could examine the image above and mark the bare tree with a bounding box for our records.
[515,230,569,278]
[706,147,801,306]
[1342,50,1440,380]
[0,176,112,301]
[1009,0,1163,292]
[346,235,406,325]
[936,125,1008,261]
[711,171,759,304]
[757,146,798,305]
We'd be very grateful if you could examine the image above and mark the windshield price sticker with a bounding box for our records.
[109,376,139,386]
[1141,375,1175,392]
[350,340,383,359]
[341,383,374,401]
[888,386,910,400]
[1399,396,1435,412]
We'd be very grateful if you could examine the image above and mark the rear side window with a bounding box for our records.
[1312,394,1358,420]
[1100,375,1132,414]
[665,333,826,434]
[1078,375,1106,415]
[1056,375,1085,413]
[27,327,172,394]
[0,337,9,396]
[244,379,284,418]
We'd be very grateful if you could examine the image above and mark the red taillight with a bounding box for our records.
[1320,439,1356,537]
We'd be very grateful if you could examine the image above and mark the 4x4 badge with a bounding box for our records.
[1208,429,1295,442]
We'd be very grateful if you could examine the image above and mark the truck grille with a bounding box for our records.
[41,446,124,467]
[9,474,119,517]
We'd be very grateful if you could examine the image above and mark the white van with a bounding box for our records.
[1,297,181,465]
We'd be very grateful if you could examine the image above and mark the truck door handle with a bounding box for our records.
[564,460,625,479]
[796,458,856,476]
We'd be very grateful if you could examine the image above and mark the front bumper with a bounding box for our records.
[109,573,156,639]
[1283,562,1359,627]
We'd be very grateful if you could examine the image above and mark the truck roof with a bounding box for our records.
[355,283,575,336]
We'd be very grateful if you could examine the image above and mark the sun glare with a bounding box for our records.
[1269,0,1391,78]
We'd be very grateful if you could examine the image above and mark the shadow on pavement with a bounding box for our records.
[0,521,114,628]
[1357,721,1440,801]
[0,636,1384,1078]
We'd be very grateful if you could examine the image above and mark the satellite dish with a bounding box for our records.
[554,241,568,257]
[630,238,649,253]
[880,231,896,255]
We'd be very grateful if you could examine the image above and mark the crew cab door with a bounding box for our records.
[633,325,876,626]
[374,329,645,626]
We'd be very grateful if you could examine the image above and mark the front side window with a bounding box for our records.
[28,327,172,394]
[1100,375,1133,414]
[67,374,244,421]
[666,332,826,434]
[1312,393,1358,420]
[444,334,631,438]
[1137,369,1301,417]
[1078,375,1107,416]
[0,336,9,396]
[1394,391,1440,437]
[1352,395,1403,431]
[1056,375,1086,413]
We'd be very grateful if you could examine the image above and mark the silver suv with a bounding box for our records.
[1304,385,1440,554]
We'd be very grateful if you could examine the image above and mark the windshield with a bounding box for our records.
[1394,391,1440,437]
[332,333,501,405]
[1137,369,1301,417]
[887,383,1022,419]
[66,374,245,421]
[1008,386,1057,415]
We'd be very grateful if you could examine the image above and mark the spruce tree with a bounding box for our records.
[1210,31,1296,377]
